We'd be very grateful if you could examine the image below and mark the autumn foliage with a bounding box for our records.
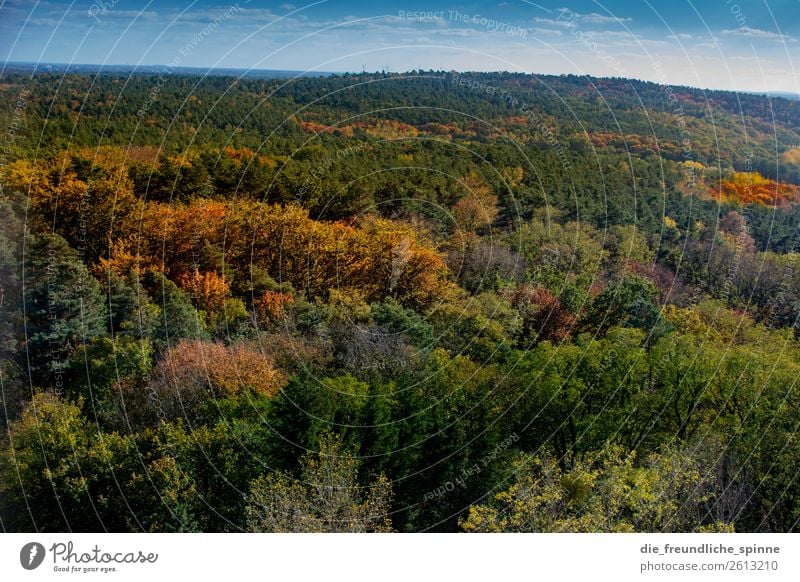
[131,199,455,309]
[178,270,231,313]
[153,339,286,401]
[511,284,576,343]
[254,290,295,323]
[452,173,499,232]
[711,172,800,207]
[7,71,800,535]
[13,150,456,311]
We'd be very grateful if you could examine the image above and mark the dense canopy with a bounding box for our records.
[2,70,800,532]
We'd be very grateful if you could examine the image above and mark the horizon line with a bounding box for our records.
[3,60,799,100]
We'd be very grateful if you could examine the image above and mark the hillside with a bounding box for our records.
[2,69,800,533]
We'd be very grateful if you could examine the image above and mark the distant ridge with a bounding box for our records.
[763,91,800,101]
[2,61,334,79]
[4,61,800,103]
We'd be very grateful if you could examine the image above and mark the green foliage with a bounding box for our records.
[103,271,160,338]
[460,446,733,533]
[204,297,251,340]
[0,193,26,358]
[582,276,665,337]
[371,298,434,349]
[246,433,393,532]
[2,70,800,533]
[142,271,207,351]
[0,393,199,531]
[427,292,519,360]
[23,234,108,386]
[68,335,153,417]
[267,374,372,459]
[514,218,606,290]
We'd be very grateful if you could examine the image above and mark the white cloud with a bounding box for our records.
[85,9,160,21]
[436,28,483,38]
[533,16,573,27]
[28,17,65,27]
[578,13,632,25]
[694,40,721,51]
[530,27,563,37]
[720,26,794,42]
[534,9,632,28]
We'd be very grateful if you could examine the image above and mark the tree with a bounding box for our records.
[514,218,606,290]
[177,269,230,313]
[512,284,576,345]
[582,276,665,337]
[0,392,101,531]
[68,335,152,418]
[427,292,520,360]
[447,236,524,294]
[650,334,719,440]
[460,446,733,532]
[101,270,160,338]
[23,234,107,386]
[606,224,654,272]
[452,173,499,232]
[143,339,286,424]
[142,271,206,351]
[0,393,201,532]
[0,193,26,359]
[18,151,140,262]
[712,172,799,207]
[371,298,434,349]
[246,433,393,532]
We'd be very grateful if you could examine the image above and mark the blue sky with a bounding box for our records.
[1,0,798,92]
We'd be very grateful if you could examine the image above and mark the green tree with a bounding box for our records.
[246,433,393,532]
[460,446,733,532]
[142,271,206,351]
[103,270,159,339]
[582,276,665,338]
[0,193,26,359]
[68,335,153,422]
[23,234,107,386]
[0,393,201,532]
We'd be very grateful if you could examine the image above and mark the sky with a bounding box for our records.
[1,0,799,93]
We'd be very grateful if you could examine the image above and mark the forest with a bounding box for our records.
[1,69,800,532]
